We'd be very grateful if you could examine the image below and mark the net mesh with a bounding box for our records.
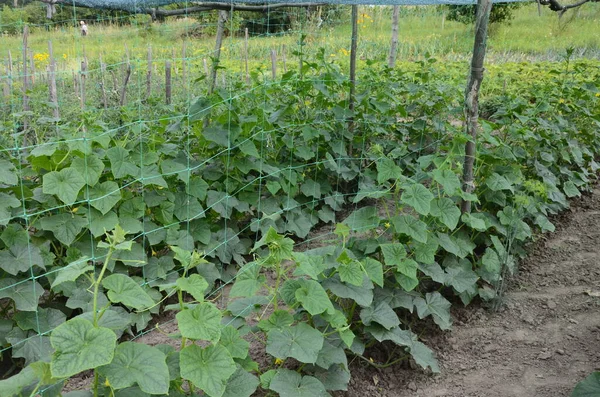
[0,0,597,393]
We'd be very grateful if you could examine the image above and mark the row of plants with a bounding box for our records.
[0,53,598,396]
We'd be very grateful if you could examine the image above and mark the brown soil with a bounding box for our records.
[344,188,600,397]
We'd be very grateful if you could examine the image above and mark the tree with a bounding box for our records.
[446,2,525,26]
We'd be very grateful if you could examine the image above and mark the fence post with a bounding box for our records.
[244,28,250,84]
[48,41,59,119]
[146,46,152,99]
[22,26,30,134]
[165,60,172,105]
[99,55,108,109]
[461,0,493,213]
[209,10,228,95]
[348,5,358,156]
[270,49,277,80]
[388,5,400,68]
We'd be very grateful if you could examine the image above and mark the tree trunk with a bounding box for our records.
[388,5,400,68]
[461,0,493,213]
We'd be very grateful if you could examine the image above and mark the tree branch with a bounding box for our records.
[538,0,597,16]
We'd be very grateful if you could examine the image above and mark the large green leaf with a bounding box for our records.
[361,257,384,287]
[50,318,116,378]
[380,243,407,267]
[229,262,264,298]
[269,369,328,397]
[401,183,434,215]
[0,193,20,226]
[414,292,452,330]
[98,342,169,395]
[294,279,334,316]
[88,181,122,215]
[176,302,222,342]
[71,154,105,186]
[437,232,475,259]
[360,301,400,330]
[430,198,460,230]
[222,367,259,397]
[300,179,321,199]
[266,323,324,364]
[0,244,45,275]
[0,278,45,311]
[342,206,379,231]
[176,274,209,302]
[0,159,18,186]
[14,307,66,334]
[219,326,249,359]
[486,173,513,192]
[293,252,327,280]
[180,344,236,397]
[51,258,92,288]
[42,167,86,205]
[444,267,479,293]
[40,213,88,246]
[106,147,140,179]
[409,340,440,373]
[337,251,364,286]
[0,365,38,397]
[431,169,461,194]
[102,274,154,310]
[392,215,428,243]
[377,157,402,184]
[572,372,600,397]
[323,276,373,307]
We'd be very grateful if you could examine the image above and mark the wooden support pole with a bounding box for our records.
[270,49,277,80]
[119,64,131,106]
[182,41,187,97]
[209,10,228,94]
[388,5,400,68]
[348,5,358,155]
[146,46,152,99]
[22,26,30,133]
[99,55,108,109]
[282,44,287,73]
[461,0,493,214]
[48,41,59,119]
[80,59,87,109]
[165,60,172,105]
[203,58,209,79]
[244,28,250,84]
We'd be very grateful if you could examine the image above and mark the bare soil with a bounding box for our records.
[344,188,600,397]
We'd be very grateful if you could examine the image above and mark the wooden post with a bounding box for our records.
[29,50,35,85]
[165,60,172,105]
[119,64,131,106]
[348,5,358,155]
[244,28,250,84]
[48,41,59,119]
[22,26,30,133]
[80,59,87,109]
[461,0,493,214]
[282,44,287,73]
[146,46,152,99]
[99,55,108,109]
[388,5,400,68]
[181,41,187,97]
[6,51,13,102]
[209,10,228,94]
[203,58,209,79]
[270,49,277,80]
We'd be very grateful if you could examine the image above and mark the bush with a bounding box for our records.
[446,2,527,25]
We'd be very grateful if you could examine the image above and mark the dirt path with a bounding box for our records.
[345,188,600,397]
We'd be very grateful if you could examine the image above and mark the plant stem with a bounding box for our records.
[92,248,114,327]
[273,260,282,311]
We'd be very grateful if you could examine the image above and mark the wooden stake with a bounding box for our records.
[348,5,358,156]
[99,55,108,109]
[182,41,187,97]
[48,41,59,119]
[203,58,209,78]
[165,60,172,105]
[461,0,493,213]
[282,44,287,73]
[209,10,228,94]
[80,59,87,109]
[146,46,152,99]
[388,5,400,68]
[22,26,30,133]
[244,28,250,84]
[270,49,277,80]
[119,64,131,106]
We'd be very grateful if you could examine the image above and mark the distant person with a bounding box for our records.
[80,21,88,36]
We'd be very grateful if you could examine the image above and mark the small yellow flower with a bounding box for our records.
[558,98,565,104]
[104,378,111,387]
[71,207,79,213]
[62,53,68,59]
[274,358,284,365]
[384,222,391,229]
[595,93,600,97]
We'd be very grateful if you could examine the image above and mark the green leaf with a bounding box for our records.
[437,232,475,259]
[461,212,488,231]
[98,342,169,394]
[88,181,122,215]
[362,257,384,287]
[414,237,439,265]
[482,247,502,275]
[0,193,20,226]
[401,183,434,215]
[432,169,461,194]
[106,147,140,179]
[14,307,66,334]
[51,258,92,288]
[409,340,440,373]
[377,157,402,184]
[258,310,294,332]
[293,252,326,280]
[392,215,428,243]
[0,365,38,396]
[0,244,45,276]
[563,180,581,198]
[72,154,105,186]
[50,318,116,378]
[270,369,328,397]
[414,292,452,330]
[300,179,321,199]
[337,254,364,286]
[89,209,119,238]
[323,276,374,307]
[380,243,407,267]
[229,262,264,298]
[295,279,334,316]
[222,367,259,397]
[7,333,53,365]
[42,167,86,205]
[572,372,600,397]
[219,326,249,359]
[40,213,88,246]
[180,344,236,397]
[315,340,347,370]
[396,258,418,279]
[486,173,513,192]
[0,159,18,186]
[238,140,260,158]
[0,278,45,311]
[342,206,379,231]
[444,267,479,293]
[360,301,400,330]
[430,198,460,230]
[102,274,154,310]
[176,274,209,302]
[266,323,324,364]
[176,302,222,342]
